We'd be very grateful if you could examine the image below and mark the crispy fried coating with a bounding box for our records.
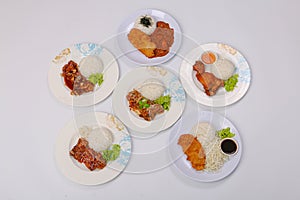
[127,28,156,58]
[178,134,206,171]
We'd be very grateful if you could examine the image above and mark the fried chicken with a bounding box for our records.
[192,60,224,96]
[178,134,206,171]
[127,28,156,58]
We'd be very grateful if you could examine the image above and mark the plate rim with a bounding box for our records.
[54,111,132,185]
[180,42,251,107]
[169,110,243,182]
[117,8,182,65]
[112,66,186,134]
[48,43,119,107]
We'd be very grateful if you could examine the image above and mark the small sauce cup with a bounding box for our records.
[220,138,238,156]
[201,51,218,65]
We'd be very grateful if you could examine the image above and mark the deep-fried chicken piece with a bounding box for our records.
[193,60,205,74]
[128,28,156,58]
[195,72,224,96]
[178,134,206,171]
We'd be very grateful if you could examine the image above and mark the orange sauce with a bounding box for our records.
[201,51,216,64]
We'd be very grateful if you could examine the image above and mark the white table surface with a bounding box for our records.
[1,0,300,199]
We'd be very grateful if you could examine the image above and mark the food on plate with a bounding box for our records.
[102,144,121,162]
[79,55,104,78]
[178,123,239,172]
[69,138,107,171]
[150,21,174,57]
[128,28,156,58]
[220,138,238,155]
[193,61,224,96]
[79,126,113,152]
[217,127,235,139]
[136,79,165,100]
[224,74,239,92]
[128,14,174,58]
[126,78,171,121]
[211,58,235,80]
[193,53,238,96]
[70,126,121,171]
[201,51,217,65]
[133,15,156,35]
[60,56,104,95]
[178,134,206,171]
[61,60,95,95]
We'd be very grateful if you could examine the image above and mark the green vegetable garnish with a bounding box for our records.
[102,144,121,162]
[154,95,171,111]
[217,127,235,139]
[224,74,238,92]
[138,98,150,109]
[88,73,104,86]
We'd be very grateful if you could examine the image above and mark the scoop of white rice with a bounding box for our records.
[211,58,235,80]
[133,15,156,35]
[79,126,113,152]
[136,79,165,100]
[79,55,104,78]
[191,122,216,153]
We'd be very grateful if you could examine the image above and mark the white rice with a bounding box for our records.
[191,122,216,153]
[133,15,156,35]
[211,58,235,80]
[136,79,165,100]
[79,55,104,78]
[79,126,113,152]
[191,122,228,172]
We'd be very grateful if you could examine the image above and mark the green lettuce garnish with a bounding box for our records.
[102,144,121,162]
[224,74,238,92]
[154,95,171,111]
[217,127,235,139]
[138,98,150,109]
[88,73,104,86]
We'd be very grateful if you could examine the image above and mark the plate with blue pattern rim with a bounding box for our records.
[55,112,131,185]
[169,110,242,182]
[117,8,182,65]
[112,66,186,134]
[48,43,119,106]
[180,43,251,107]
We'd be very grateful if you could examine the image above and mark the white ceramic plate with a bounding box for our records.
[169,111,242,182]
[48,43,119,106]
[117,9,182,65]
[112,66,186,133]
[180,43,251,107]
[55,112,131,185]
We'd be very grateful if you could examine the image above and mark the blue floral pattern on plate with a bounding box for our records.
[74,43,103,56]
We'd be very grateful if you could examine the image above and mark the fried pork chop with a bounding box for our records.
[178,134,206,171]
[70,138,107,171]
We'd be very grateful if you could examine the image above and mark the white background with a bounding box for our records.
[1,0,300,199]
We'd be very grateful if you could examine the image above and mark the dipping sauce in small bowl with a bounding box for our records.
[220,138,238,155]
[201,51,217,64]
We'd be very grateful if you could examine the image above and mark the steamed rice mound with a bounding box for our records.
[211,58,235,80]
[79,126,113,152]
[79,55,104,78]
[136,79,165,100]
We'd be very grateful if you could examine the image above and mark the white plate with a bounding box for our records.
[48,43,119,106]
[117,9,182,65]
[112,66,186,133]
[180,43,251,107]
[169,111,242,182]
[55,112,131,185]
